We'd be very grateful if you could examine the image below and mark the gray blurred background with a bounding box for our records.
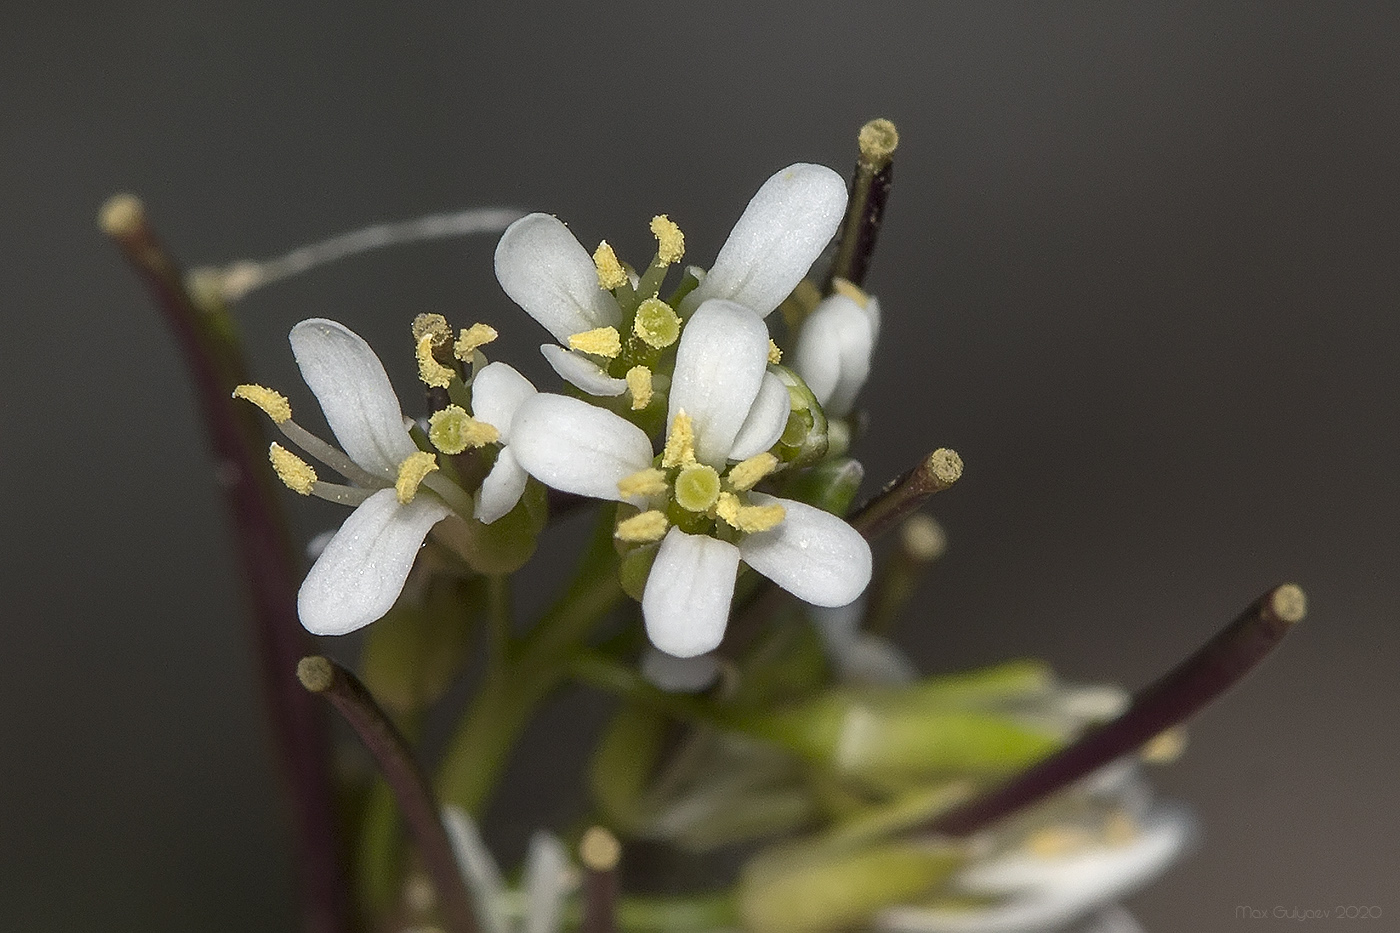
[3,2,1397,930]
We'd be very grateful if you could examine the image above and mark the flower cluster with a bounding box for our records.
[238,162,880,657]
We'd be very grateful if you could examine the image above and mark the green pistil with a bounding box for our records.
[674,464,721,512]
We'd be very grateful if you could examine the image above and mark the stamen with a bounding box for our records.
[269,442,317,495]
[452,323,498,361]
[428,405,499,455]
[593,240,628,290]
[579,826,621,933]
[395,451,439,504]
[625,365,653,410]
[767,339,783,364]
[733,501,789,529]
[415,334,455,389]
[1139,726,1187,764]
[568,326,623,359]
[618,467,669,499]
[411,313,452,348]
[900,514,947,561]
[233,384,292,424]
[674,465,722,513]
[649,215,685,265]
[615,510,669,543]
[661,410,697,468]
[632,297,680,348]
[726,452,779,491]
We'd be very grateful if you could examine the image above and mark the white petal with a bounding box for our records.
[739,494,872,607]
[667,300,770,466]
[839,636,919,686]
[510,393,655,502]
[810,599,864,649]
[642,648,721,693]
[728,371,792,460]
[298,488,450,636]
[792,294,876,418]
[877,806,1194,933]
[1068,907,1147,933]
[540,344,629,397]
[681,163,848,317]
[642,528,741,657]
[522,831,572,933]
[475,445,530,524]
[471,361,536,439]
[440,806,510,933]
[495,213,622,343]
[289,319,420,477]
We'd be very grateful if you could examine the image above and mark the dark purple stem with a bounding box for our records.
[298,657,478,933]
[926,584,1307,837]
[101,197,351,933]
[849,448,963,540]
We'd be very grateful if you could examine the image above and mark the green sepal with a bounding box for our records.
[770,365,829,467]
[780,457,865,515]
[738,838,963,933]
[430,478,548,574]
[358,574,486,715]
[589,701,669,832]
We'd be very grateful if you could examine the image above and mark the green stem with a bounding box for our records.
[486,574,513,666]
[436,511,625,813]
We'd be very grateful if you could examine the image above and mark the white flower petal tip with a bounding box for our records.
[682,163,848,317]
[740,494,873,608]
[510,393,655,502]
[297,489,450,636]
[495,212,622,343]
[643,529,741,658]
[289,318,420,476]
[875,805,1195,933]
[730,371,792,460]
[475,446,530,524]
[642,648,721,693]
[793,294,878,418]
[440,806,510,933]
[471,361,537,436]
[540,344,628,396]
[523,831,573,933]
[667,299,772,466]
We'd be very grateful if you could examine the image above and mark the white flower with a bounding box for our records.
[792,290,882,418]
[284,319,457,636]
[875,766,1195,933]
[510,299,873,658]
[237,319,513,636]
[441,806,573,933]
[493,163,848,398]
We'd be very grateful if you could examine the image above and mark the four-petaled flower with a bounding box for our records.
[508,299,873,657]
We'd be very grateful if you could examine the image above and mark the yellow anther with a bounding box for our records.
[618,468,669,499]
[615,510,669,544]
[568,326,622,359]
[233,384,292,424]
[625,365,653,411]
[1026,825,1095,858]
[453,323,499,361]
[1103,810,1140,847]
[395,451,439,504]
[768,339,783,364]
[1140,726,1187,764]
[633,297,681,349]
[831,277,871,308]
[411,313,452,347]
[416,334,455,389]
[98,193,145,237]
[715,492,742,528]
[269,443,316,495]
[593,240,628,290]
[727,452,779,491]
[428,405,499,455]
[735,502,785,533]
[661,410,696,468]
[579,826,622,873]
[650,214,685,265]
